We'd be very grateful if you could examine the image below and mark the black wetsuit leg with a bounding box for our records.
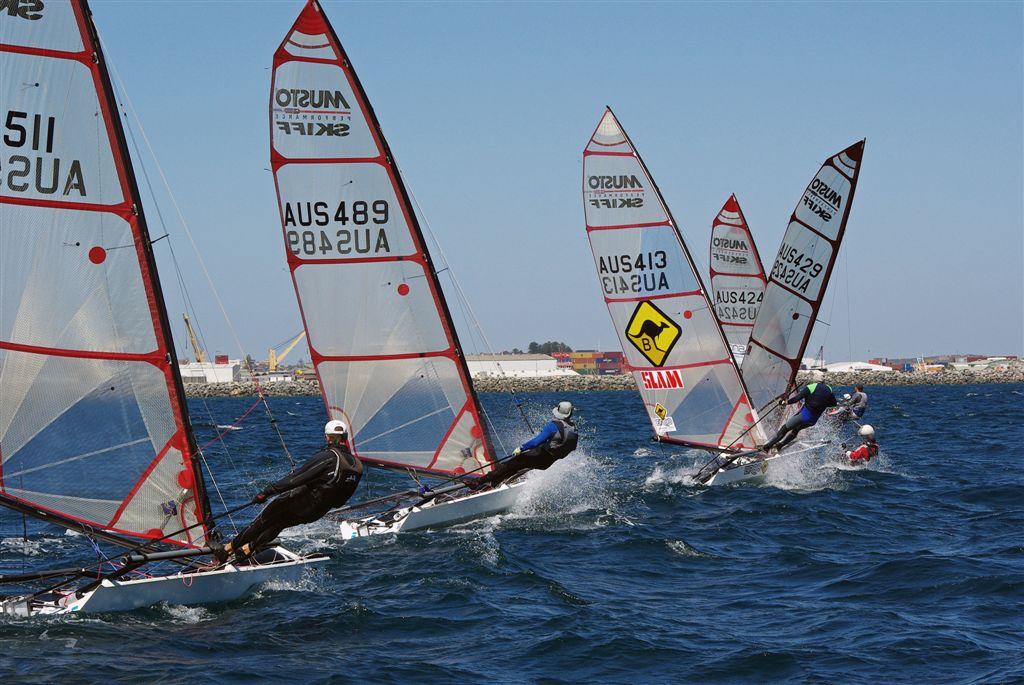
[472,448,556,489]
[763,414,815,451]
[232,487,333,552]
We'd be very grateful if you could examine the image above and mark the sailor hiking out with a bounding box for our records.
[761,381,838,453]
[217,420,362,561]
[470,402,579,490]
[845,424,879,463]
[842,385,868,419]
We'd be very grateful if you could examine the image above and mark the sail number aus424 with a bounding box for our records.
[284,200,393,257]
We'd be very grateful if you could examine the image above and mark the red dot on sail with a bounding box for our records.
[177,470,195,490]
[397,284,410,296]
[453,467,465,475]
[88,246,106,264]
[745,413,754,423]
[145,528,163,538]
[683,310,693,319]
[470,425,482,439]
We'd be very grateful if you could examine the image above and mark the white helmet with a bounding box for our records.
[553,401,574,420]
[842,393,851,401]
[858,424,875,438]
[324,419,349,437]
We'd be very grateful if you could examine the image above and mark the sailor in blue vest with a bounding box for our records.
[761,381,838,453]
[470,401,579,490]
[215,420,362,561]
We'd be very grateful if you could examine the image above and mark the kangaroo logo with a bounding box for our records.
[625,300,681,367]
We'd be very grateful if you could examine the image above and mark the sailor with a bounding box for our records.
[761,381,838,453]
[217,420,362,561]
[469,401,579,490]
[845,385,869,419]
[845,424,879,463]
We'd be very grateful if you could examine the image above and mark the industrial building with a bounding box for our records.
[466,354,577,378]
[179,356,242,384]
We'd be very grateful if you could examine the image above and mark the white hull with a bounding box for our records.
[340,481,523,540]
[704,441,827,486]
[1,546,327,617]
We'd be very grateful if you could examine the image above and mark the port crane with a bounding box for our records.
[269,331,307,372]
[183,313,206,363]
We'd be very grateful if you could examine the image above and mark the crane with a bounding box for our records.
[269,331,306,372]
[183,313,206,363]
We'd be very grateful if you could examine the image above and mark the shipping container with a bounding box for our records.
[214,354,229,364]
[598,368,621,375]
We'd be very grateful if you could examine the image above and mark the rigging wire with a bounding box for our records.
[101,37,295,475]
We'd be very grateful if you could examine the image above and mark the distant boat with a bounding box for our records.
[0,0,324,616]
[581,108,764,452]
[709,194,766,365]
[269,0,524,537]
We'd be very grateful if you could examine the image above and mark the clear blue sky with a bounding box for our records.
[92,0,1023,363]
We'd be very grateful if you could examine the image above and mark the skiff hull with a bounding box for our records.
[704,441,828,486]
[1,547,327,617]
[339,481,524,540]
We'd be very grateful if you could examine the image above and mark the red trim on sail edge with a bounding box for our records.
[712,270,768,280]
[287,253,423,268]
[311,348,455,364]
[583,150,635,157]
[586,220,671,232]
[107,435,176,530]
[0,195,132,217]
[716,397,753,449]
[0,339,164,365]
[656,434,738,451]
[627,358,732,373]
[722,321,755,328]
[769,276,816,305]
[604,289,702,304]
[746,338,799,366]
[356,455,474,478]
[270,153,387,170]
[0,42,91,65]
[426,402,468,469]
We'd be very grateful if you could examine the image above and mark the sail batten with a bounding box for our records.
[271,0,493,477]
[582,108,762,450]
[0,0,210,546]
[741,141,866,434]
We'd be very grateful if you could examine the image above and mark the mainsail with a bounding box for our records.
[270,0,494,476]
[582,109,761,450]
[0,0,211,545]
[742,141,866,433]
[709,195,766,363]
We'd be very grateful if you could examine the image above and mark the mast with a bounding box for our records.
[270,0,495,476]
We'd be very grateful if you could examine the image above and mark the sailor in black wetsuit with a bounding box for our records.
[470,401,579,490]
[222,420,362,560]
[761,381,838,453]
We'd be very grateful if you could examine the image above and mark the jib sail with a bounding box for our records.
[582,108,762,450]
[270,0,493,476]
[742,141,865,434]
[0,0,211,546]
[709,195,766,364]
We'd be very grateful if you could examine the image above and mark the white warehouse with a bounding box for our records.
[179,360,242,383]
[466,354,578,378]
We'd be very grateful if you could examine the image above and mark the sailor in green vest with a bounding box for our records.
[469,401,579,490]
[762,381,838,453]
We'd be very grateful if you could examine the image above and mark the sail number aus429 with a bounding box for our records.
[770,241,824,294]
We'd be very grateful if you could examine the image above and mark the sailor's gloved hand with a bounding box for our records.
[513,448,521,456]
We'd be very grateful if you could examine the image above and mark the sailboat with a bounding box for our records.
[700,140,867,485]
[581,108,765,456]
[0,0,325,616]
[709,195,766,365]
[269,0,523,539]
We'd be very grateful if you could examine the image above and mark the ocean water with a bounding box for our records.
[1,383,1021,683]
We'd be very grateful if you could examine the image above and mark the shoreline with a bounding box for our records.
[184,368,1024,397]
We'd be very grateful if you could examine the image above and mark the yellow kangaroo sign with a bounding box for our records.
[625,300,680,367]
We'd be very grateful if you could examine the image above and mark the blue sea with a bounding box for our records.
[1,383,1022,683]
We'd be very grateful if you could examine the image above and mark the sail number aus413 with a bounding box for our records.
[284,200,392,257]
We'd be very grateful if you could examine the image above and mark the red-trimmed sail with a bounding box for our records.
[0,0,210,546]
[582,109,763,450]
[742,141,866,435]
[709,194,766,364]
[270,0,494,476]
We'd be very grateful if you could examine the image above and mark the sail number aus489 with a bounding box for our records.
[285,199,393,257]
